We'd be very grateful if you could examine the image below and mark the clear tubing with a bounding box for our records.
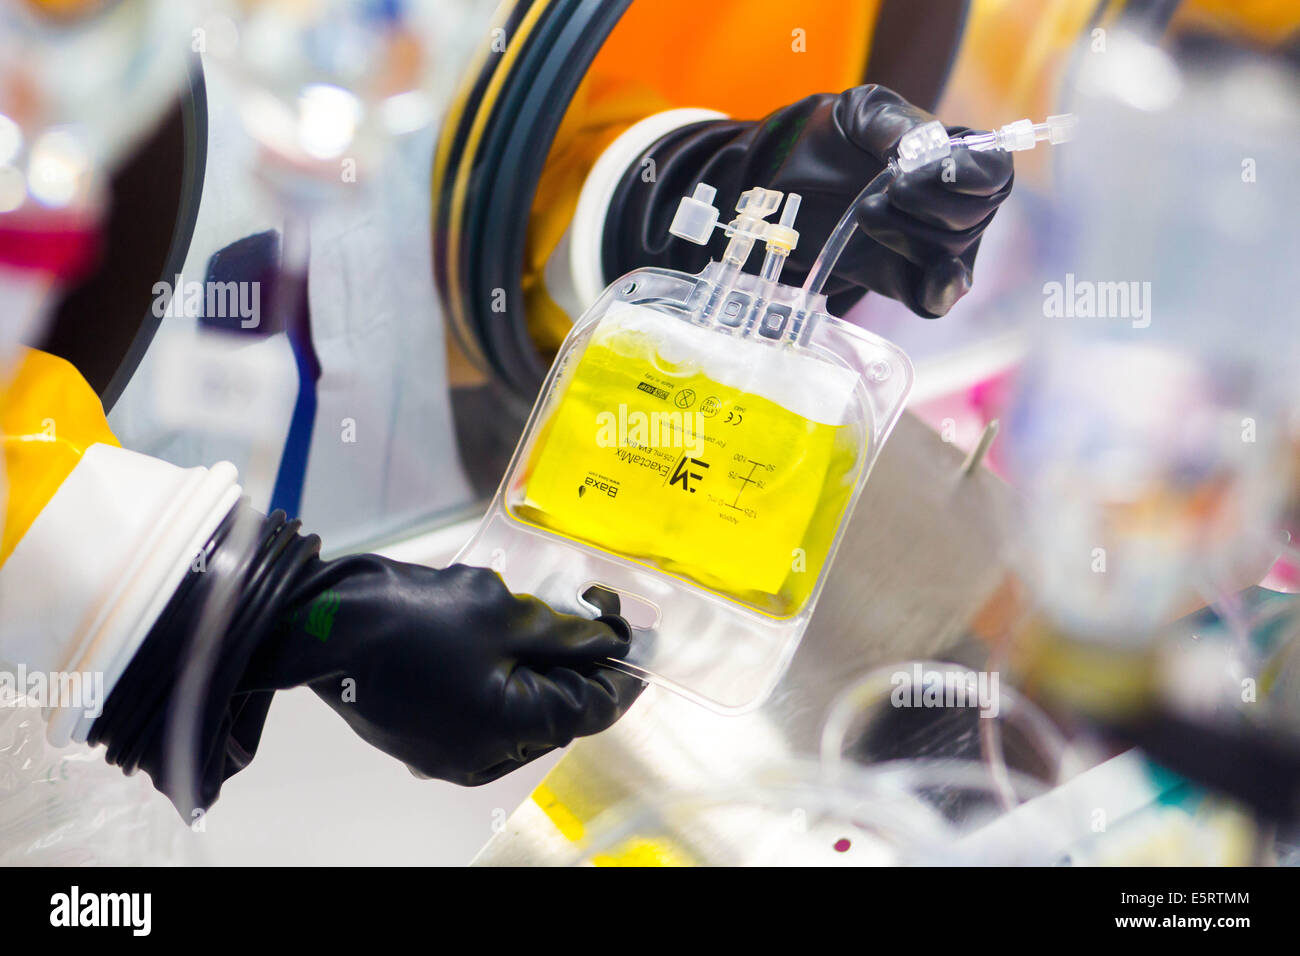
[801,167,893,296]
[700,257,741,321]
[758,191,801,288]
[760,250,787,283]
[956,130,999,151]
[802,114,1075,297]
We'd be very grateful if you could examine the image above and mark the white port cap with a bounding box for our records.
[669,182,720,245]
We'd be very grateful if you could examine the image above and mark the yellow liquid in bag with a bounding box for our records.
[512,307,863,618]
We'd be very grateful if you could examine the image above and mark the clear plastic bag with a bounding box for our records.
[0,708,196,865]
[457,260,912,712]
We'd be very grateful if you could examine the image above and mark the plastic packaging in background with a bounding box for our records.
[1001,34,1300,645]
[457,257,912,713]
[0,708,195,865]
[819,659,1088,810]
[0,0,189,407]
[574,758,1256,866]
[566,759,1058,866]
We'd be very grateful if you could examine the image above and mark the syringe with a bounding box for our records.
[801,113,1078,296]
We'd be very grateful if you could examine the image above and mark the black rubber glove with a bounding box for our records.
[604,85,1015,318]
[90,503,644,815]
[244,555,642,786]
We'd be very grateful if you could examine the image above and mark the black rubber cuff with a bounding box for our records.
[89,500,321,815]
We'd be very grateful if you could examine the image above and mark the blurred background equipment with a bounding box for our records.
[1,0,192,380]
[3,0,1299,865]
[0,0,197,864]
[477,16,1300,865]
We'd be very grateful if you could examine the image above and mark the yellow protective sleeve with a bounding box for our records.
[1,348,120,566]
[524,0,883,355]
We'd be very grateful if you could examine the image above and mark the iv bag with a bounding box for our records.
[457,261,912,712]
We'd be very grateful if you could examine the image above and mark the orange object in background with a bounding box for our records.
[1173,0,1300,48]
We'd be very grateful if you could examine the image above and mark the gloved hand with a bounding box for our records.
[90,504,644,813]
[604,85,1015,318]
[247,558,643,786]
